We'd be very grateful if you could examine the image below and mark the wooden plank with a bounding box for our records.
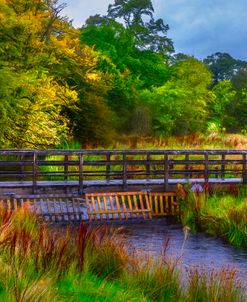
[109,195,116,220]
[146,153,151,180]
[204,152,209,183]
[79,154,84,194]
[13,198,17,211]
[243,154,247,183]
[85,195,92,222]
[46,198,52,222]
[103,195,109,219]
[59,198,65,222]
[144,193,152,219]
[52,197,58,222]
[115,195,122,220]
[165,194,169,214]
[127,195,133,218]
[76,197,83,220]
[139,194,147,218]
[123,153,127,191]
[65,197,71,223]
[97,196,103,221]
[106,153,111,182]
[64,154,69,182]
[164,153,169,191]
[71,198,77,221]
[120,195,128,220]
[32,151,37,194]
[91,196,97,221]
[159,195,164,215]
[133,195,140,218]
[154,195,158,216]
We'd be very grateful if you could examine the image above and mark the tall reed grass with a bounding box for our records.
[178,183,247,248]
[0,204,245,301]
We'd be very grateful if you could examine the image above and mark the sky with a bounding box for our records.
[60,0,247,61]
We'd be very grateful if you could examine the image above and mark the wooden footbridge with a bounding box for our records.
[0,149,246,222]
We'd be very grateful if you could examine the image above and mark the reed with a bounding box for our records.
[186,266,246,302]
[0,204,245,301]
[179,184,247,248]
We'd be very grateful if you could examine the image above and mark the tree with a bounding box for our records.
[107,0,174,56]
[209,81,236,131]
[0,0,116,147]
[141,58,213,136]
[203,52,247,85]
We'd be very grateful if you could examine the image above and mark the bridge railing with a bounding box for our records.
[0,149,247,193]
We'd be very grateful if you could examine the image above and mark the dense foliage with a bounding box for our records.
[0,0,247,148]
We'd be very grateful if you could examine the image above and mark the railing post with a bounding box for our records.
[204,152,209,184]
[123,153,127,191]
[20,153,25,181]
[164,153,169,191]
[221,153,225,179]
[106,152,111,183]
[185,154,189,180]
[146,153,150,180]
[64,154,69,182]
[79,153,84,194]
[32,151,37,194]
[242,153,247,183]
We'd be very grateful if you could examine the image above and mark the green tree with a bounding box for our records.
[107,0,174,56]
[0,0,115,147]
[209,81,236,131]
[141,58,213,136]
[203,52,247,85]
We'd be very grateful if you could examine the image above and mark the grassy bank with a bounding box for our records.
[0,204,245,301]
[178,184,247,248]
[81,133,247,150]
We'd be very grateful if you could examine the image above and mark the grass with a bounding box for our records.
[178,183,247,248]
[85,133,247,150]
[186,266,246,302]
[0,204,245,301]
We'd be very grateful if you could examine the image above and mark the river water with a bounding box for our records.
[107,218,247,288]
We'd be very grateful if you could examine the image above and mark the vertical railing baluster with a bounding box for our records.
[221,153,225,179]
[185,154,189,180]
[242,153,247,183]
[64,154,68,181]
[204,152,209,184]
[123,153,127,191]
[20,153,24,181]
[164,153,169,191]
[146,153,150,180]
[79,153,84,194]
[32,151,37,194]
[106,152,111,183]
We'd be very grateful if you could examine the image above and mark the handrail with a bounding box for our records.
[0,149,246,193]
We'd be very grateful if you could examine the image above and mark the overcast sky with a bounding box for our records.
[60,0,247,61]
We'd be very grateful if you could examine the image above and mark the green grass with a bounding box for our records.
[179,184,247,248]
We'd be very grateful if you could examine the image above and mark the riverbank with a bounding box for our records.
[0,205,245,301]
[179,184,247,248]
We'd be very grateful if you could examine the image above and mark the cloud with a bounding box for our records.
[61,0,247,60]
[153,0,247,60]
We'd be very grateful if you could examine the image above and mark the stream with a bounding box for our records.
[107,218,247,288]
